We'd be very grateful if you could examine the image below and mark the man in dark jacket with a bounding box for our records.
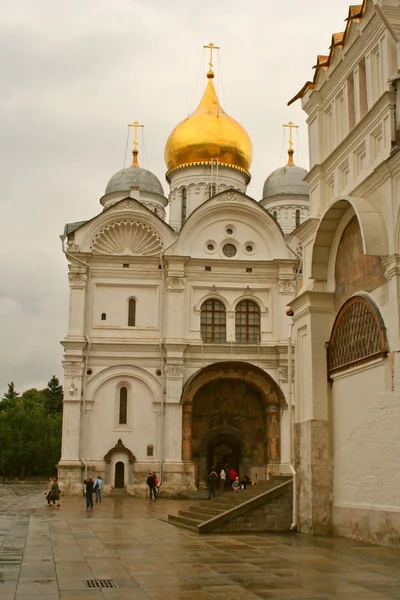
[84,476,95,510]
[208,467,218,500]
[147,472,157,499]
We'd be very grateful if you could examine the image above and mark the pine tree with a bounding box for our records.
[4,382,19,400]
[44,376,63,415]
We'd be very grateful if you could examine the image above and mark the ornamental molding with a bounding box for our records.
[63,362,84,376]
[166,277,186,290]
[278,367,295,381]
[164,365,185,378]
[239,286,255,298]
[67,241,80,252]
[91,221,164,256]
[217,190,246,203]
[382,254,400,281]
[68,273,88,288]
[108,200,144,212]
[278,279,296,294]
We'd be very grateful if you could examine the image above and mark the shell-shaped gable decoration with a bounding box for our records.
[91,221,164,256]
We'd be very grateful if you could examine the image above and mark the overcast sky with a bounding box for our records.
[1,0,354,395]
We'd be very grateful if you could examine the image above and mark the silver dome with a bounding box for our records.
[263,165,308,199]
[105,166,164,196]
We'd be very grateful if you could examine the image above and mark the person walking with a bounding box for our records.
[219,467,226,491]
[46,477,53,506]
[94,475,103,503]
[146,472,157,499]
[208,467,218,500]
[84,476,95,510]
[49,477,61,507]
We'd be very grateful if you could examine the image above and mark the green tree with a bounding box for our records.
[0,386,62,478]
[44,376,63,415]
[3,382,19,400]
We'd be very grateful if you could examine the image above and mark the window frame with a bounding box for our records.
[128,298,136,327]
[200,298,227,343]
[119,387,128,425]
[235,299,261,344]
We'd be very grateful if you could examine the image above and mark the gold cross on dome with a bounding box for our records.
[283,121,299,151]
[283,121,299,166]
[203,42,220,72]
[128,120,144,152]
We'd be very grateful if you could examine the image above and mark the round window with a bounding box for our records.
[207,244,215,251]
[245,245,253,252]
[222,243,237,257]
[226,228,233,235]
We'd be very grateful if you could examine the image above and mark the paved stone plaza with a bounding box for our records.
[1,485,400,599]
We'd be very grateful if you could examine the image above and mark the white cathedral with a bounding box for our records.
[60,0,400,548]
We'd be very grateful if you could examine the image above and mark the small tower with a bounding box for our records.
[164,43,253,230]
[101,121,168,219]
[260,122,310,234]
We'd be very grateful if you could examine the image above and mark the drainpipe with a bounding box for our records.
[287,322,298,531]
[158,237,179,489]
[60,235,90,482]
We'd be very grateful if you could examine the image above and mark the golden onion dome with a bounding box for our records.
[164,70,253,182]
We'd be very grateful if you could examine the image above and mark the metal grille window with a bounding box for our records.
[181,188,187,224]
[235,300,261,343]
[119,387,128,425]
[208,183,216,198]
[328,295,388,376]
[128,299,136,327]
[295,209,300,228]
[200,299,226,343]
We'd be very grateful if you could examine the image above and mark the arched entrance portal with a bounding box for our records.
[115,462,125,488]
[181,362,286,487]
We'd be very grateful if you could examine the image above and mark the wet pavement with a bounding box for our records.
[1,485,400,599]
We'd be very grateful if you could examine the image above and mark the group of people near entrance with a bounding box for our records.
[208,464,253,499]
[83,475,103,509]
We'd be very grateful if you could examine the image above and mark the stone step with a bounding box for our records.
[188,506,227,516]
[168,514,202,528]
[166,515,198,532]
[180,509,225,520]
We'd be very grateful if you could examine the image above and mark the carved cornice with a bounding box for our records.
[217,190,246,203]
[67,242,80,252]
[68,273,88,288]
[167,277,186,291]
[278,366,295,382]
[164,365,185,378]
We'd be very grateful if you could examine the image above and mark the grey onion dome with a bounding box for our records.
[105,165,164,196]
[263,164,308,199]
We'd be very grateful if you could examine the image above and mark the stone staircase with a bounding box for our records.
[168,476,293,534]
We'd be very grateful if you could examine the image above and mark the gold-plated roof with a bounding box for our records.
[164,67,252,182]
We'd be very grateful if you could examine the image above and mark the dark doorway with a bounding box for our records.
[115,461,125,488]
[207,434,241,474]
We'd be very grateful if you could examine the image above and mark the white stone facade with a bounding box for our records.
[290,0,400,546]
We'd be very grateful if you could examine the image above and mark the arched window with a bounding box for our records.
[181,187,187,225]
[235,300,261,344]
[119,387,128,425]
[328,294,389,377]
[295,209,301,228]
[200,299,226,343]
[101,313,106,321]
[208,183,216,199]
[128,298,136,327]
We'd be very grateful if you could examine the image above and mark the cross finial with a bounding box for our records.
[283,121,299,166]
[128,120,144,166]
[203,42,220,77]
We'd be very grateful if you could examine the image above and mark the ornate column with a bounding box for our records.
[67,266,88,340]
[165,275,186,341]
[58,362,84,487]
[164,364,185,462]
[226,310,235,341]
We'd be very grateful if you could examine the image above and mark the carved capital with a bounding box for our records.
[63,362,84,377]
[167,277,186,291]
[164,365,185,378]
[68,273,87,288]
[278,366,295,382]
[67,241,80,252]
[278,278,296,294]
